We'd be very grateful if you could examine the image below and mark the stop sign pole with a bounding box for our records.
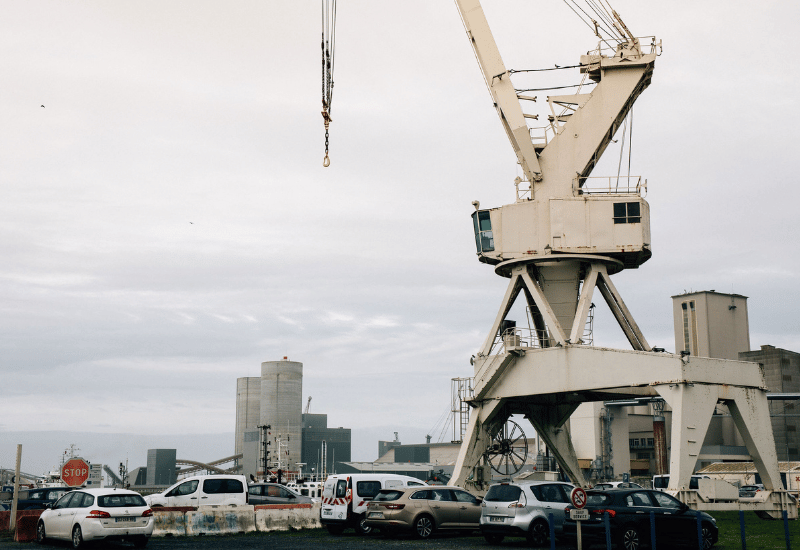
[570,487,588,550]
[61,458,90,487]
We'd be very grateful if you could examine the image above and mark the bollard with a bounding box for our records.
[696,511,703,550]
[783,509,792,550]
[650,510,656,550]
[604,511,612,550]
[739,510,746,550]
[549,513,555,550]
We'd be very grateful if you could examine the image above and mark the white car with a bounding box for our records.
[36,488,154,548]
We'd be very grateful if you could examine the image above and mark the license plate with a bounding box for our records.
[368,512,384,519]
[323,509,332,516]
[489,516,504,522]
[570,509,590,521]
[115,517,135,523]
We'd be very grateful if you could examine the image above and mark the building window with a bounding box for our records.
[613,202,641,224]
[637,452,651,460]
[788,425,796,432]
[783,375,793,382]
[647,438,654,447]
[629,438,640,448]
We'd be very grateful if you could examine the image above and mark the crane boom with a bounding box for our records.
[455,0,542,183]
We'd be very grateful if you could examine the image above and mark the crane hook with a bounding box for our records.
[322,109,332,167]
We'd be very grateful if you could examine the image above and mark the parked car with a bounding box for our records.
[595,481,644,490]
[248,482,313,505]
[479,481,575,546]
[36,488,154,548]
[563,488,718,549]
[652,474,710,491]
[16,487,73,510]
[365,486,482,538]
[739,484,766,498]
[144,475,248,507]
[321,474,427,535]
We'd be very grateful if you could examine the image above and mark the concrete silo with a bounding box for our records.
[235,377,262,456]
[260,359,303,474]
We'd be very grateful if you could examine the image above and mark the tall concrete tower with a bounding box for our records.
[235,377,262,456]
[260,359,303,473]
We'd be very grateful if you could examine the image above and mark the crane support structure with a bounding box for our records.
[449,0,791,517]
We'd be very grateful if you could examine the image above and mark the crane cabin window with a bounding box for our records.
[472,211,494,252]
[613,202,641,224]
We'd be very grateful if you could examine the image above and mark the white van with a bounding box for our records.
[321,474,427,535]
[652,474,710,491]
[144,475,249,507]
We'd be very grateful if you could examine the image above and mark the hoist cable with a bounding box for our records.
[586,0,621,39]
[321,0,336,167]
[561,0,620,51]
[615,112,628,191]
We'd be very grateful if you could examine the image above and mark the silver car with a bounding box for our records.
[480,481,574,546]
[247,482,313,505]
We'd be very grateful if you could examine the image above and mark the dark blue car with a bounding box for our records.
[563,488,718,549]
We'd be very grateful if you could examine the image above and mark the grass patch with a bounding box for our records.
[714,511,797,549]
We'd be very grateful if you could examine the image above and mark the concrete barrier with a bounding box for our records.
[152,509,189,536]
[14,515,38,542]
[254,503,321,532]
[185,505,257,536]
[0,510,43,533]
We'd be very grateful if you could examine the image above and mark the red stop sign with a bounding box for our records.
[61,458,90,487]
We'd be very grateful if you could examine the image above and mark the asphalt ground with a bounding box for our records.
[1,529,581,549]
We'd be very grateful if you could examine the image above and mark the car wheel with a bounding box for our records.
[484,533,504,544]
[36,521,47,544]
[326,524,345,535]
[527,519,549,547]
[413,514,435,539]
[72,525,84,549]
[355,514,373,536]
[133,535,149,548]
[619,525,641,550]
[701,523,716,549]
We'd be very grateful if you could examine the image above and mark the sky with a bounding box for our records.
[2,0,799,476]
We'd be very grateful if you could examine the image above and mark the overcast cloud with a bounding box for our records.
[2,0,799,475]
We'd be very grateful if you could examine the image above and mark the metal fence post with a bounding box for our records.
[697,512,703,550]
[650,510,657,550]
[549,513,556,550]
[783,509,792,550]
[739,510,747,550]
[604,511,612,550]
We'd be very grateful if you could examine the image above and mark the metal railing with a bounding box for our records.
[575,175,646,196]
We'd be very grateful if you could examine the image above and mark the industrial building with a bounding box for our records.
[572,291,800,480]
[146,449,176,486]
[235,358,352,480]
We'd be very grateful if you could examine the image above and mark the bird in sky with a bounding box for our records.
[40,105,45,108]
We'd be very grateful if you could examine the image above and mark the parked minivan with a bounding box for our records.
[144,475,249,507]
[321,474,427,535]
[652,474,710,491]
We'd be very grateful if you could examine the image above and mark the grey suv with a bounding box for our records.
[480,481,574,546]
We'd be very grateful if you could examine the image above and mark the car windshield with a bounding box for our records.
[98,494,147,507]
[485,484,522,502]
[373,490,404,502]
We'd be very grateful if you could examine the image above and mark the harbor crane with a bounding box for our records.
[447,0,792,517]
